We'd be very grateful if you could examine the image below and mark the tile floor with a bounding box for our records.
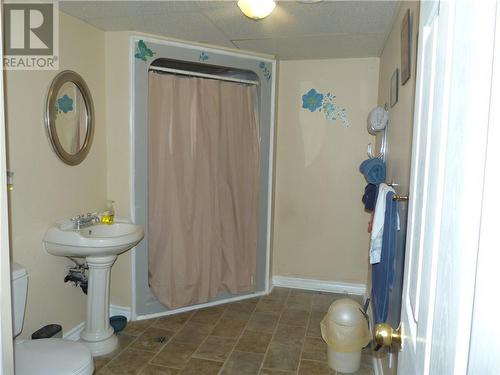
[95,288,374,375]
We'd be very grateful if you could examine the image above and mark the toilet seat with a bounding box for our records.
[15,338,94,375]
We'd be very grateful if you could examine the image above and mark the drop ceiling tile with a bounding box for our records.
[131,12,233,47]
[59,1,138,20]
[194,1,237,10]
[133,1,201,16]
[60,1,201,20]
[82,16,135,31]
[232,33,385,60]
[282,1,399,34]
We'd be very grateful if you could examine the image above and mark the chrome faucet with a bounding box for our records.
[71,213,100,230]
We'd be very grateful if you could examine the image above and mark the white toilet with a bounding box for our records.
[12,262,94,375]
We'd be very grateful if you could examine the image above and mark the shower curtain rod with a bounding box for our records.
[149,66,260,86]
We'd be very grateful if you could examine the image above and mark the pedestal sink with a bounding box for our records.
[43,218,144,356]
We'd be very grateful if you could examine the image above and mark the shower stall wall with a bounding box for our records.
[130,37,276,319]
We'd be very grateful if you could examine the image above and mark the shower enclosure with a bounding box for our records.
[130,37,276,319]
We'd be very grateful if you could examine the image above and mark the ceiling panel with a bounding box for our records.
[194,1,237,10]
[60,1,138,20]
[60,1,203,19]
[134,13,236,47]
[233,33,386,60]
[59,0,400,60]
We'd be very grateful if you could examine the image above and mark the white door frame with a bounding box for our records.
[0,1,14,372]
[466,2,500,372]
[398,0,498,374]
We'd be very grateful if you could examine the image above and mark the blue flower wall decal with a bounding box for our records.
[302,89,324,112]
[56,94,74,114]
[323,102,336,120]
[199,51,209,62]
[258,62,272,81]
[135,40,155,62]
[301,89,349,127]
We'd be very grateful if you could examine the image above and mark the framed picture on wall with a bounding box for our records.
[390,69,399,107]
[401,9,411,85]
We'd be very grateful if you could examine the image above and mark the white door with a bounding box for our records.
[398,2,444,373]
[0,1,14,373]
[399,0,498,374]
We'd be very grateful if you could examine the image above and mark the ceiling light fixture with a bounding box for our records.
[238,0,276,20]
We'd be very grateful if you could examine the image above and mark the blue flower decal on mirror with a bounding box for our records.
[135,40,155,62]
[302,89,324,112]
[56,94,74,114]
[301,89,349,127]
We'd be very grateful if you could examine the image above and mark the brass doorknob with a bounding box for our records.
[374,323,402,347]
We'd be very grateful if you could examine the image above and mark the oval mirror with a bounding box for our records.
[45,70,94,165]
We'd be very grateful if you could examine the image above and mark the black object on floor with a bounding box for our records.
[110,315,127,332]
[32,324,62,339]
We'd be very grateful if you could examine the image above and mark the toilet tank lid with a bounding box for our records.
[11,262,27,281]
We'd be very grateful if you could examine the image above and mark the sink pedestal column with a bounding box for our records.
[80,255,118,356]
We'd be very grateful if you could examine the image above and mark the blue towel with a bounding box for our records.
[371,191,398,324]
[359,158,386,185]
[362,183,378,211]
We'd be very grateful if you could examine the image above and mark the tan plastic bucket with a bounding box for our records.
[320,298,370,373]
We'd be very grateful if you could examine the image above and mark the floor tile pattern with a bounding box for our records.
[95,289,373,375]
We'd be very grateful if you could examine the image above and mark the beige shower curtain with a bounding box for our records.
[148,72,260,309]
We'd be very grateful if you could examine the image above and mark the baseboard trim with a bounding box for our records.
[135,290,268,321]
[62,305,132,341]
[66,279,363,340]
[63,321,85,341]
[110,304,132,320]
[272,276,366,295]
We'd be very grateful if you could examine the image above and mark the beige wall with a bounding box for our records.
[5,12,107,338]
[105,32,133,306]
[272,58,379,284]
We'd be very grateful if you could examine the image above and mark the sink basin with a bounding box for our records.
[44,219,144,257]
[43,217,144,356]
